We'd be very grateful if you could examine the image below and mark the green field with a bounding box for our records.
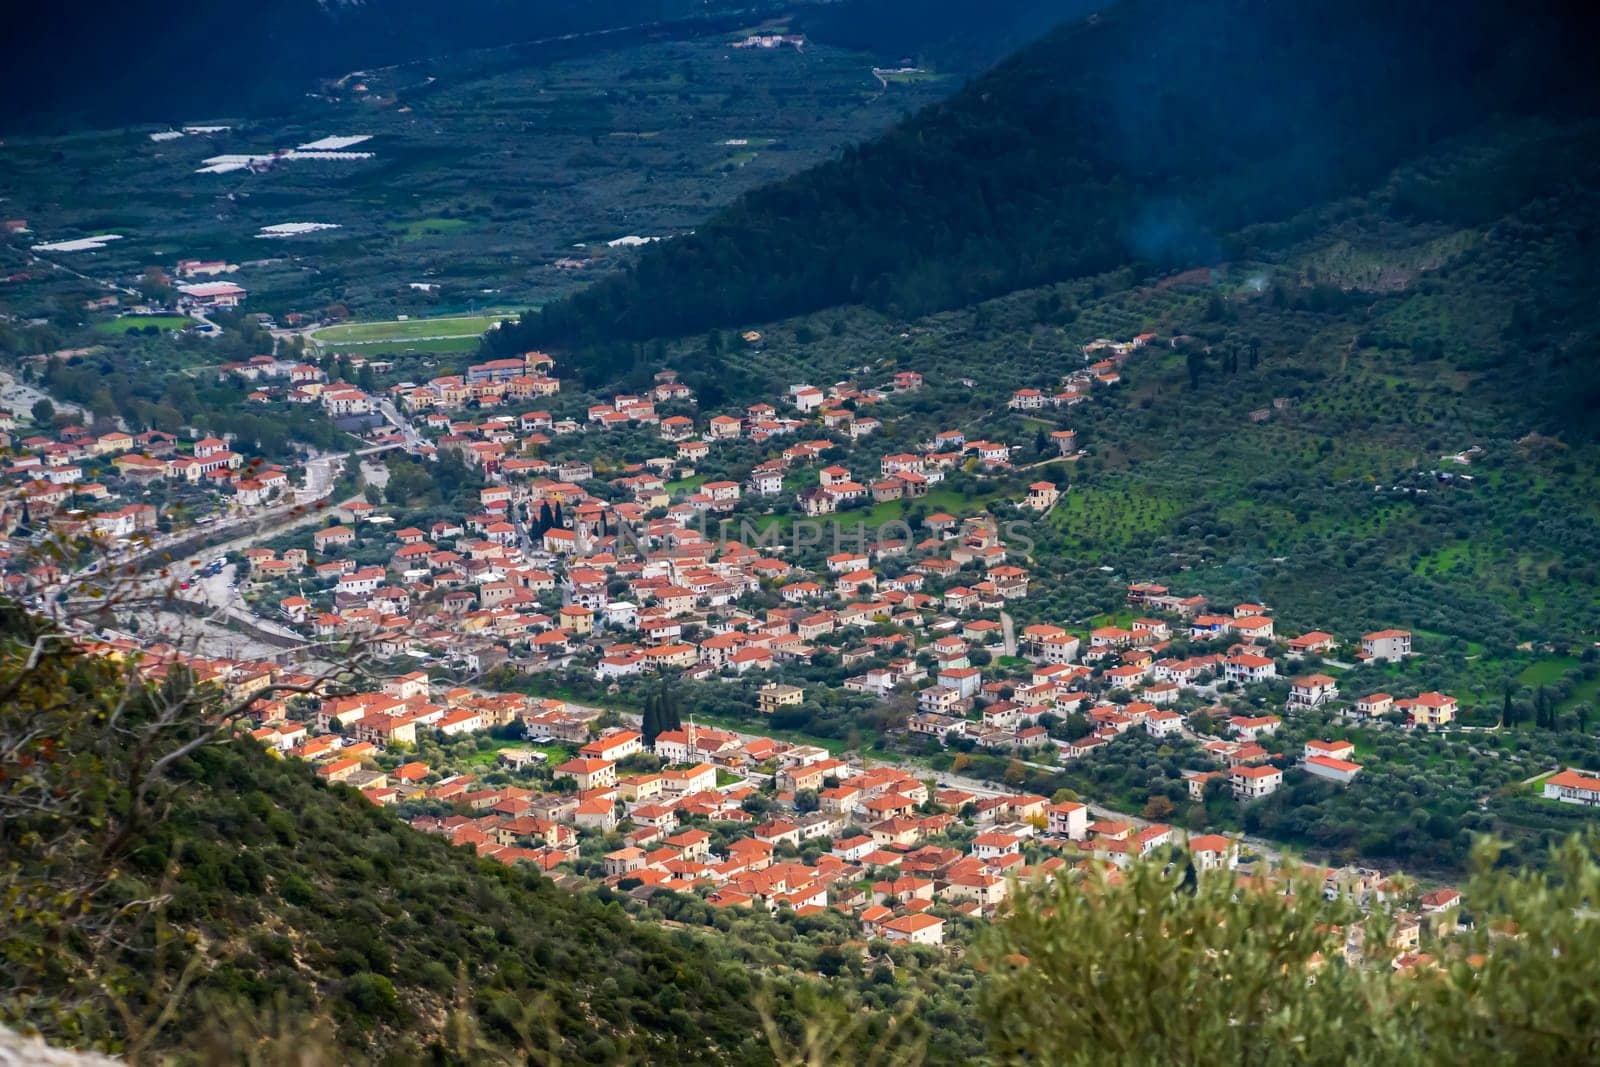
[392,217,471,241]
[666,474,709,494]
[310,312,518,346]
[93,315,191,334]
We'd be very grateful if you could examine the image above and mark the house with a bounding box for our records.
[758,683,804,714]
[1419,888,1462,913]
[1304,739,1355,762]
[605,847,648,878]
[1361,629,1412,663]
[553,757,617,791]
[1303,754,1363,784]
[1289,674,1339,709]
[1287,631,1338,656]
[1144,710,1184,737]
[1397,692,1457,730]
[1230,764,1283,801]
[1542,768,1600,807]
[580,730,643,763]
[1046,801,1087,840]
[1024,481,1060,510]
[1353,693,1394,720]
[1227,714,1281,741]
[1186,834,1238,871]
[1224,653,1277,685]
[880,913,944,946]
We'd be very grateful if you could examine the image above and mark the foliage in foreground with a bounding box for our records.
[979,839,1600,1065]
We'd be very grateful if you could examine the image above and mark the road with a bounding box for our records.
[0,368,87,423]
[378,399,425,451]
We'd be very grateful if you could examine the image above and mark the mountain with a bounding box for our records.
[0,0,777,133]
[795,0,1105,71]
[492,0,1600,368]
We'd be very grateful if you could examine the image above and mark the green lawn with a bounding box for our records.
[1518,657,1578,687]
[93,315,191,334]
[666,474,708,494]
[311,312,518,345]
[391,217,471,241]
[461,739,572,769]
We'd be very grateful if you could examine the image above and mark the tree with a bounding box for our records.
[980,837,1600,1064]
[1141,795,1175,820]
[661,686,683,733]
[641,693,662,749]
[30,398,54,425]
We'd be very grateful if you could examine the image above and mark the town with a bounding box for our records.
[11,335,1594,968]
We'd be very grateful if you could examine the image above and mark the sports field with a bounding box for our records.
[310,311,519,346]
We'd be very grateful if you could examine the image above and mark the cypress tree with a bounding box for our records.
[641,695,661,749]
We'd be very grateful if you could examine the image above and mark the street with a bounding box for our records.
[0,369,87,423]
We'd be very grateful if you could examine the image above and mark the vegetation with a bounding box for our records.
[494,0,1600,368]
[980,836,1600,1064]
[0,0,787,133]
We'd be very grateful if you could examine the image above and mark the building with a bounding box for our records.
[553,757,617,791]
[1230,764,1283,801]
[1542,768,1600,806]
[758,683,804,714]
[1397,692,1457,730]
[880,913,944,946]
[1361,629,1412,663]
[1046,801,1087,840]
[1224,653,1277,685]
[1186,833,1238,871]
[1289,673,1339,709]
[1303,754,1363,784]
[177,281,246,308]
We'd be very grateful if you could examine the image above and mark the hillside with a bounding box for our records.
[0,606,974,1063]
[0,0,780,133]
[796,0,1104,71]
[493,0,1600,364]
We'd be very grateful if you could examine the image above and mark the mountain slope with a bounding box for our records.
[0,605,956,1063]
[796,0,1105,71]
[1,0,774,133]
[493,0,1600,363]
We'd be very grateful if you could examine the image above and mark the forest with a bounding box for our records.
[0,0,781,133]
[491,0,1600,368]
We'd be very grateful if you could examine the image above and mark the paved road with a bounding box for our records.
[378,399,425,451]
[0,369,87,423]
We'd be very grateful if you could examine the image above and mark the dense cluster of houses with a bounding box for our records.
[223,657,1475,959]
[0,408,300,562]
